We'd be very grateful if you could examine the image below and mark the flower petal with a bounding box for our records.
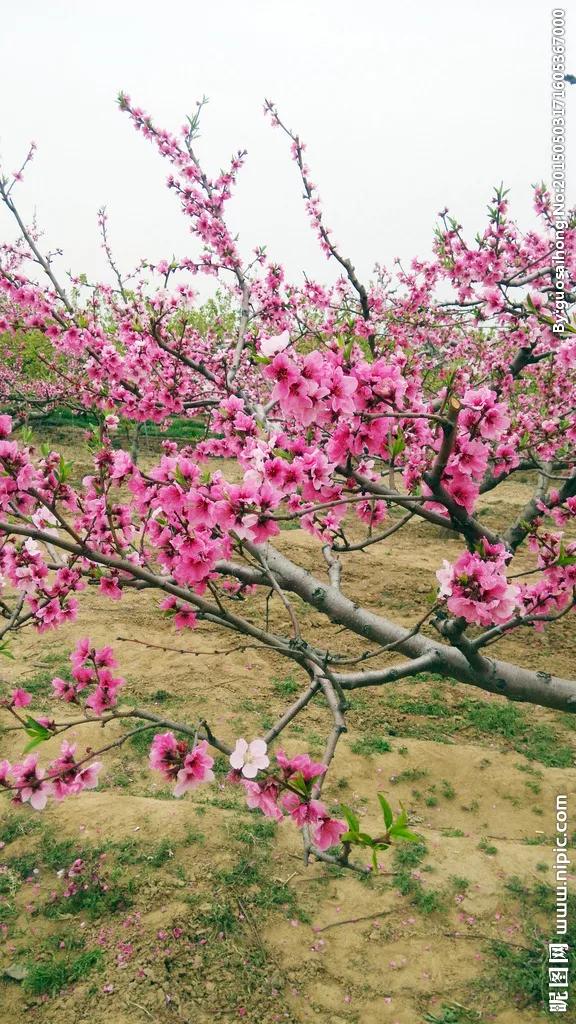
[248,738,268,758]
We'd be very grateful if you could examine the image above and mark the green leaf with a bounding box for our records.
[340,830,358,843]
[340,803,360,834]
[288,773,309,797]
[557,542,576,567]
[347,832,376,847]
[56,455,73,483]
[0,640,15,660]
[377,793,393,829]
[389,827,421,842]
[173,466,188,488]
[390,430,406,459]
[358,337,375,363]
[22,716,52,754]
[394,807,409,829]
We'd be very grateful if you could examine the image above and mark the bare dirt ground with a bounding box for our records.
[0,459,575,1023]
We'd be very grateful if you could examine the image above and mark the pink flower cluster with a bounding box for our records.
[149,731,346,851]
[0,741,101,811]
[231,744,346,851]
[436,544,520,626]
[52,637,125,715]
[149,732,215,795]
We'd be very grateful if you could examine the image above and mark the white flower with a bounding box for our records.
[259,330,290,358]
[229,737,270,778]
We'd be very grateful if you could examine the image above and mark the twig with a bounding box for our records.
[317,908,395,931]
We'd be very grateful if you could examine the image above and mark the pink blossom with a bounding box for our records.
[276,750,327,782]
[149,731,185,781]
[173,740,215,796]
[313,817,347,851]
[242,778,283,821]
[437,550,520,626]
[52,677,79,702]
[99,577,122,600]
[0,415,12,438]
[283,792,326,826]
[11,755,53,810]
[229,738,270,778]
[260,330,290,357]
[10,688,32,708]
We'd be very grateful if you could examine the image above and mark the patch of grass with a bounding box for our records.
[514,761,543,777]
[478,837,497,856]
[0,867,20,896]
[520,725,573,768]
[252,879,306,918]
[0,902,18,924]
[5,852,38,879]
[202,794,242,810]
[45,881,133,919]
[40,836,77,871]
[0,813,42,846]
[503,876,555,913]
[390,768,428,785]
[449,876,471,892]
[113,839,144,865]
[350,735,392,756]
[231,818,277,844]
[272,675,299,697]
[462,702,573,767]
[42,850,134,920]
[423,1005,482,1023]
[148,838,174,868]
[304,731,325,755]
[393,699,452,718]
[109,770,134,789]
[520,831,545,847]
[23,949,103,996]
[524,780,541,794]
[151,689,175,703]
[441,780,456,800]
[463,701,523,738]
[504,875,528,898]
[183,826,206,846]
[196,898,239,935]
[487,939,546,1007]
[218,856,262,888]
[392,841,445,914]
[394,840,427,869]
[127,727,158,755]
[44,932,87,953]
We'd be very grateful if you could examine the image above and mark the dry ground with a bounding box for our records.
[0,453,575,1023]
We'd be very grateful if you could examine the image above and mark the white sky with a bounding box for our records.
[0,0,572,295]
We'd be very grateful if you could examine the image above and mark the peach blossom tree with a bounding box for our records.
[0,96,574,870]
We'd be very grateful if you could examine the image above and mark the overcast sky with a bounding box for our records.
[0,0,572,296]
